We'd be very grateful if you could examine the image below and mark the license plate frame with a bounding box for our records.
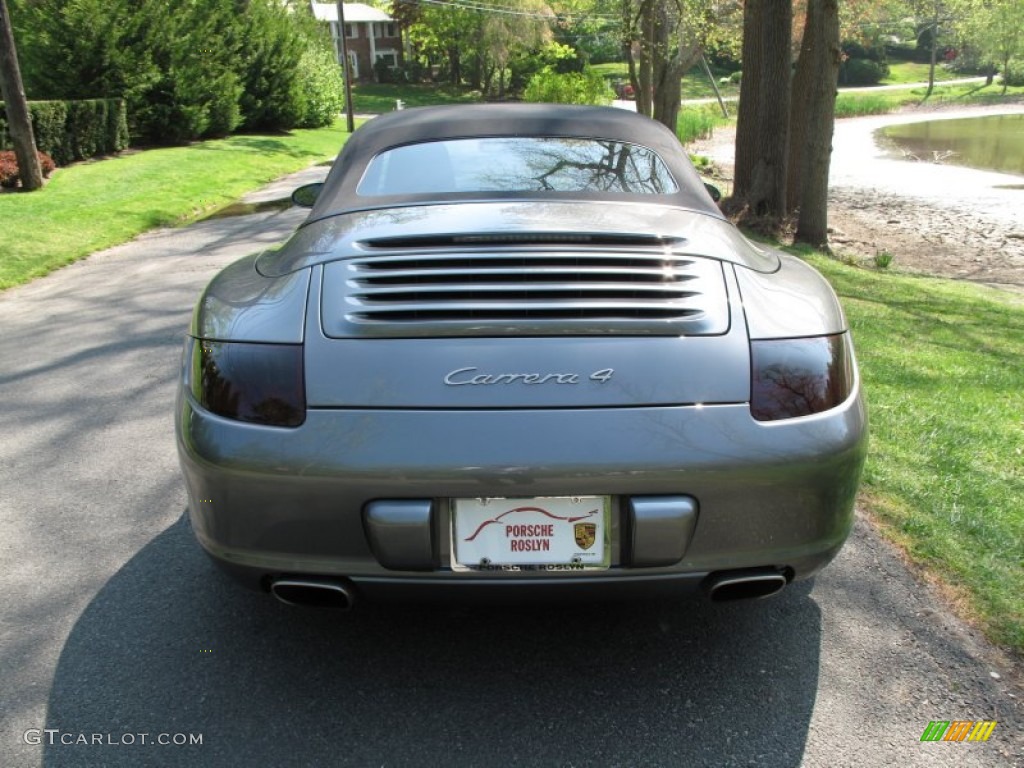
[450,496,611,572]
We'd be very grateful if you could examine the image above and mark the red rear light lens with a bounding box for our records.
[188,339,305,427]
[750,334,854,421]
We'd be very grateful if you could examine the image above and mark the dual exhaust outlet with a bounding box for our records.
[268,568,788,608]
[705,568,789,601]
[270,578,355,610]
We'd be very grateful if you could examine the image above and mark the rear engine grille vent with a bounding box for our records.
[362,233,684,249]
[320,247,730,337]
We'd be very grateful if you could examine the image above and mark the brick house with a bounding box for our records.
[310,2,403,82]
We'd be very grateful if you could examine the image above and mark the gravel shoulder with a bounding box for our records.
[690,103,1024,292]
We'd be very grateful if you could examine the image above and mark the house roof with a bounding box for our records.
[310,2,393,23]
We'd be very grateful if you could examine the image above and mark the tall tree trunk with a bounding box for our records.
[636,0,654,117]
[789,0,840,247]
[448,46,462,86]
[653,40,700,131]
[650,3,679,129]
[623,0,641,112]
[732,0,792,222]
[650,0,701,133]
[0,0,43,191]
[925,20,938,99]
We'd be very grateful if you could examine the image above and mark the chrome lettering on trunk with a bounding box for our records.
[444,367,614,386]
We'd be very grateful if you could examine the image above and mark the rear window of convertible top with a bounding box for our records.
[355,137,679,197]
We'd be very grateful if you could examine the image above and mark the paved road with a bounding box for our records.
[611,76,991,110]
[1,169,1021,767]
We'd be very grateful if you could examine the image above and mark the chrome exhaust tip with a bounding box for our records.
[706,570,788,602]
[270,579,355,609]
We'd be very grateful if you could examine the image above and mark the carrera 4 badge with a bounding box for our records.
[444,367,615,386]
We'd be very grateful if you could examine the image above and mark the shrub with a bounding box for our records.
[1,99,128,165]
[294,46,346,128]
[236,0,306,131]
[374,58,400,85]
[677,104,727,143]
[834,92,891,118]
[67,100,106,160]
[0,152,15,188]
[523,68,614,105]
[1002,62,1024,87]
[0,150,56,189]
[22,101,69,164]
[15,0,324,143]
[841,40,886,62]
[511,42,584,96]
[107,99,130,153]
[840,58,889,86]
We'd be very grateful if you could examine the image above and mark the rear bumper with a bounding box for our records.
[176,390,867,595]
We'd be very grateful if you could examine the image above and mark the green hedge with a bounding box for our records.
[839,58,890,87]
[0,99,129,166]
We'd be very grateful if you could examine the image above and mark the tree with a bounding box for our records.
[393,0,482,86]
[909,0,954,98]
[480,0,554,98]
[788,0,841,247]
[956,0,1024,94]
[396,0,552,97]
[731,0,792,222]
[0,0,41,189]
[620,0,736,131]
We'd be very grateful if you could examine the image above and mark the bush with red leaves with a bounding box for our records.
[0,150,57,189]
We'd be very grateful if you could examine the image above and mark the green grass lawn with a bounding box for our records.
[881,61,965,85]
[804,253,1024,651]
[0,121,353,290]
[591,61,741,101]
[351,83,483,113]
[835,80,1024,118]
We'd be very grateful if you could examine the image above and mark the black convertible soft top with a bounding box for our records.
[305,104,723,223]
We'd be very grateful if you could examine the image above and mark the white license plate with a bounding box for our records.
[451,496,610,571]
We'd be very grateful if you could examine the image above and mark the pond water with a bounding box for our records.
[879,114,1024,177]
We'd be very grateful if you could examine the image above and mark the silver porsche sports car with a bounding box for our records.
[176,104,867,609]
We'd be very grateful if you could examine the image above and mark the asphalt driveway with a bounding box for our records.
[0,168,1020,767]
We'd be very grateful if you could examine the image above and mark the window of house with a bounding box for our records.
[376,51,397,68]
[345,23,357,38]
[374,22,396,38]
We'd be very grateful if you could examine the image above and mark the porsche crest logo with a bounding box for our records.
[574,522,597,550]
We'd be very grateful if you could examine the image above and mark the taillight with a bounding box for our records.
[750,333,854,421]
[187,338,305,427]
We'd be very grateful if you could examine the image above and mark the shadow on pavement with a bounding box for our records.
[45,516,822,767]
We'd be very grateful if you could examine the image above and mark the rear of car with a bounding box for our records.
[176,106,867,607]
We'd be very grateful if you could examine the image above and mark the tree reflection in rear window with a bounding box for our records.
[356,137,679,196]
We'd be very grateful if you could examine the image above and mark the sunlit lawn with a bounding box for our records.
[882,60,966,85]
[803,253,1024,651]
[351,82,482,113]
[591,61,740,101]
[0,122,354,290]
[835,81,1024,118]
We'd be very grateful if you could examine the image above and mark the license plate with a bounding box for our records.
[451,496,610,571]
